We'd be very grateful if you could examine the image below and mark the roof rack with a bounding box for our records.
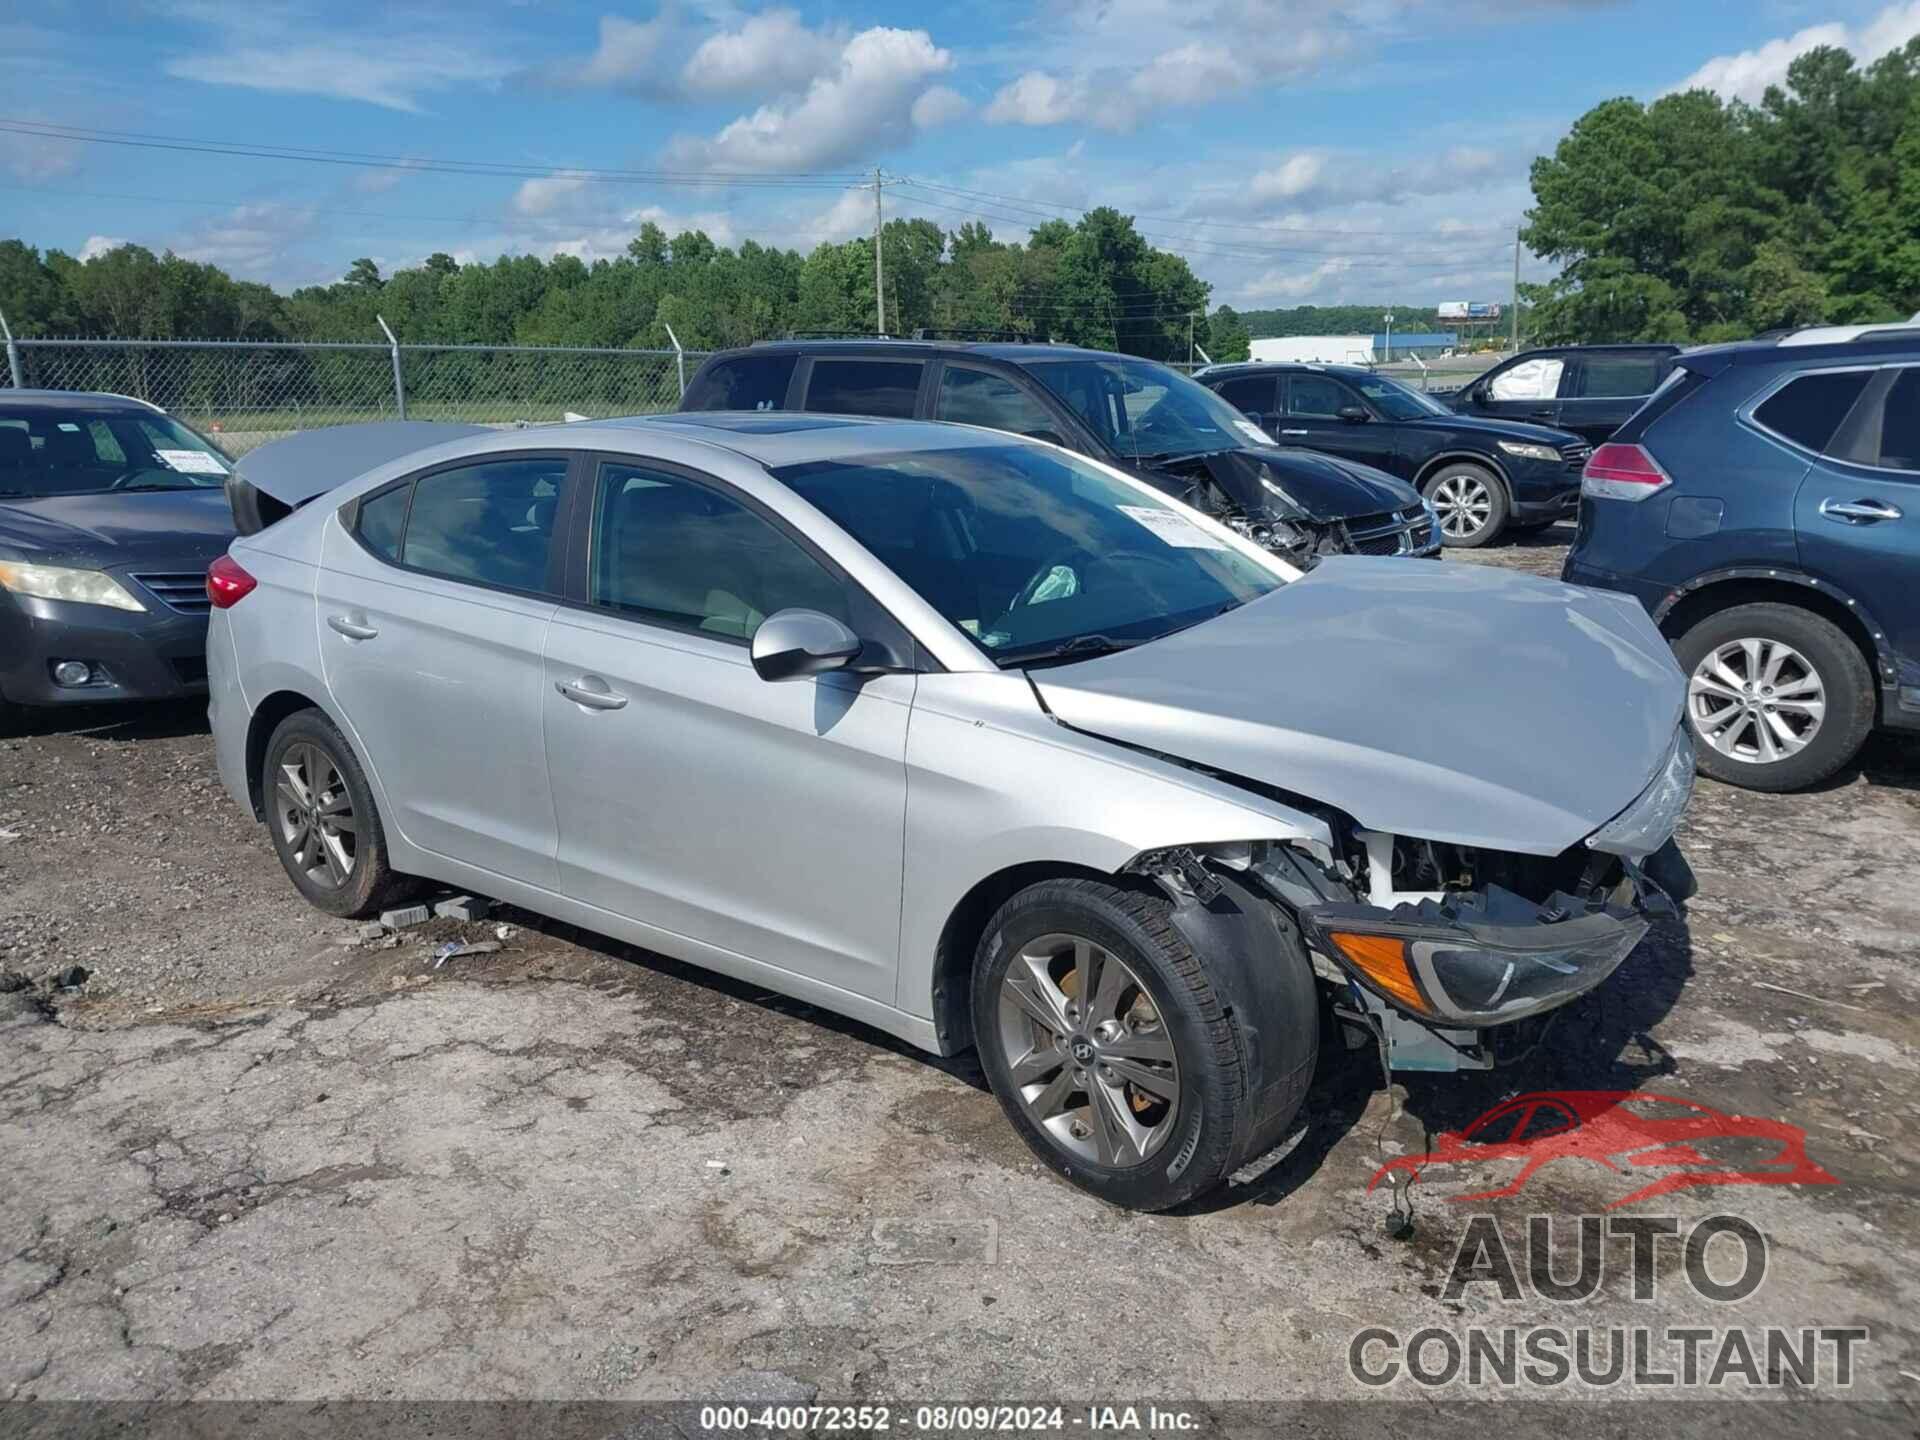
[779,330,898,341]
[1778,318,1920,347]
[909,327,1044,343]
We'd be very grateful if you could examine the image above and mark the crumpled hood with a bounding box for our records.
[1034,557,1685,856]
[0,489,235,568]
[1214,446,1420,520]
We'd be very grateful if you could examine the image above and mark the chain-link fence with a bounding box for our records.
[3,336,707,455]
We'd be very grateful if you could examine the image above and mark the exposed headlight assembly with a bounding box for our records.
[1497,440,1563,463]
[0,561,146,612]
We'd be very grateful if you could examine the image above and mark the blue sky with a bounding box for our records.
[3,0,1918,310]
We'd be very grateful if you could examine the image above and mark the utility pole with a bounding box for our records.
[873,167,886,338]
[1511,228,1522,354]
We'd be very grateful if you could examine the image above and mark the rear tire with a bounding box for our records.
[0,695,25,739]
[1422,463,1509,548]
[972,877,1303,1211]
[1673,603,1875,792]
[261,708,421,918]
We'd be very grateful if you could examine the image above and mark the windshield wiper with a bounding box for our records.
[1001,633,1145,669]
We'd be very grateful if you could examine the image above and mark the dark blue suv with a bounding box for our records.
[1564,318,1920,791]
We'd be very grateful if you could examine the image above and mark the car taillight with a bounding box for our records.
[1583,443,1671,501]
[206,554,257,608]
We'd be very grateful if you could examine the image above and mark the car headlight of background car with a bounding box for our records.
[1497,440,1563,463]
[0,560,147,612]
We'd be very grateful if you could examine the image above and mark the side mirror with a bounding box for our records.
[750,608,862,682]
[1024,428,1066,447]
[1337,405,1371,424]
[1469,383,1490,404]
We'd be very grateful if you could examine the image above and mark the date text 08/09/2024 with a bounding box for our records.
[697,1405,1202,1433]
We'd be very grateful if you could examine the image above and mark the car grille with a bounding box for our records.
[1346,506,1436,556]
[133,572,211,614]
[1562,444,1593,471]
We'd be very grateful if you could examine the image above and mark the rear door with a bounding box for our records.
[318,451,576,886]
[930,361,1077,447]
[540,455,914,1000]
[798,357,929,419]
[1795,363,1920,690]
[1560,350,1672,445]
[1279,371,1399,473]
[1207,372,1280,434]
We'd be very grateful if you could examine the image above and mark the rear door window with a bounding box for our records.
[1569,353,1664,398]
[1752,371,1875,454]
[394,457,567,594]
[1211,374,1277,416]
[934,366,1061,439]
[356,485,410,561]
[804,359,924,419]
[1870,369,1920,471]
[682,354,797,412]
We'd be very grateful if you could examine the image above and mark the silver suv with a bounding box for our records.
[209,414,1694,1211]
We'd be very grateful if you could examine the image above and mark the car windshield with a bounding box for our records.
[1351,375,1451,420]
[1026,357,1270,461]
[773,442,1284,666]
[0,405,230,498]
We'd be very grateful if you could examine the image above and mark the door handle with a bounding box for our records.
[1530,408,1557,418]
[1819,497,1903,524]
[327,614,378,640]
[555,676,629,711]
[1280,428,1310,437]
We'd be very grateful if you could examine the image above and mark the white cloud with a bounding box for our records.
[1241,257,1355,302]
[985,71,1084,126]
[666,26,953,170]
[911,84,972,128]
[566,12,676,91]
[513,170,593,216]
[0,123,80,182]
[163,4,515,111]
[536,205,741,262]
[683,9,843,96]
[1675,1,1920,103]
[78,236,129,262]
[168,202,321,280]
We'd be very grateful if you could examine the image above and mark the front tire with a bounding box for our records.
[1423,463,1509,548]
[972,878,1289,1211]
[1673,603,1875,792]
[261,708,420,918]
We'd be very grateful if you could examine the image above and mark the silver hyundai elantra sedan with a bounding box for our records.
[207,413,1694,1211]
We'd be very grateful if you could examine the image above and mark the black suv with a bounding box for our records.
[1196,362,1591,547]
[1565,319,1920,791]
[1450,344,1682,446]
[680,340,1440,569]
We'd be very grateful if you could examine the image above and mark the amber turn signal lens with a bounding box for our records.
[1329,932,1429,1014]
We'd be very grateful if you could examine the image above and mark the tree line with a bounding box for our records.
[1523,36,1920,343]
[0,208,1253,364]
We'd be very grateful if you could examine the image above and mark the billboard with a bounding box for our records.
[1437,301,1503,320]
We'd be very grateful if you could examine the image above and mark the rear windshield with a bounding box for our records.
[682,354,797,412]
[0,405,229,498]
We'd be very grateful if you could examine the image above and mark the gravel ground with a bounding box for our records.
[3,525,1918,1426]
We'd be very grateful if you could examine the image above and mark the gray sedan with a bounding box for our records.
[208,413,1694,1211]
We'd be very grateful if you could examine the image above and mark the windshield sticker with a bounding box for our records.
[1117,504,1230,551]
[57,422,81,432]
[1235,419,1275,445]
[155,449,228,475]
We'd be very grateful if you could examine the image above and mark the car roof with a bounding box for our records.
[572,411,1036,466]
[725,338,1135,364]
[0,388,166,413]
[1198,362,1375,380]
[1679,329,1920,376]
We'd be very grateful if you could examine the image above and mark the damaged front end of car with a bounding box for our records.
[1125,728,1697,1074]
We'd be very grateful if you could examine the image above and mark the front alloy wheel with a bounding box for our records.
[1688,637,1826,766]
[996,932,1181,1168]
[1422,463,1508,548]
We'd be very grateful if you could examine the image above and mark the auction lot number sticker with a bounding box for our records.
[701,1405,1075,1432]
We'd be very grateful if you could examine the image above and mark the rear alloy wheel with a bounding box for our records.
[262,709,421,918]
[973,878,1282,1211]
[1423,463,1509,548]
[1674,603,1875,792]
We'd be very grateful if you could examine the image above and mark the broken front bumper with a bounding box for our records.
[1294,844,1689,1070]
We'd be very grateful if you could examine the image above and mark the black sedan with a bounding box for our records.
[1198,363,1593,547]
[0,391,235,732]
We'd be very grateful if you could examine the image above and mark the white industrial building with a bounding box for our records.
[1248,335,1376,364]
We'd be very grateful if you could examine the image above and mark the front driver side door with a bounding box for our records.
[541,456,915,1001]
[1465,352,1569,430]
[1280,372,1400,473]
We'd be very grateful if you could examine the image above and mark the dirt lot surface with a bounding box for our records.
[3,525,1918,1430]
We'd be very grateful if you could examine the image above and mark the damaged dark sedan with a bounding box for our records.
[679,340,1442,567]
[210,414,1691,1212]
